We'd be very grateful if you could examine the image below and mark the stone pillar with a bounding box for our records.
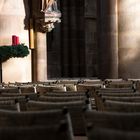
[35,32,47,81]
[118,0,140,78]
[31,0,48,81]
[85,0,97,77]
[0,0,31,82]
[97,0,118,79]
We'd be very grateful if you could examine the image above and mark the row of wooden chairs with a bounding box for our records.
[0,90,92,137]
[93,82,140,111]
[1,79,140,140]
[0,78,139,94]
[86,127,140,140]
[84,109,140,140]
[0,100,90,139]
[84,79,140,140]
[0,108,74,140]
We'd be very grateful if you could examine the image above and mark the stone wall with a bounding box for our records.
[0,0,31,82]
[97,0,118,79]
[47,0,97,78]
[118,0,140,78]
[47,0,140,79]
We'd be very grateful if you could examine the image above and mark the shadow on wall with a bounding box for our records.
[119,42,140,78]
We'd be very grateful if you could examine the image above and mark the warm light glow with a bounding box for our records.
[29,19,34,49]
[118,0,140,62]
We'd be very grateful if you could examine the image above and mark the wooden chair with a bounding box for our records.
[0,96,25,101]
[0,87,19,94]
[98,87,135,93]
[0,100,20,111]
[37,95,87,102]
[0,122,74,140]
[0,109,72,132]
[96,91,140,97]
[43,91,89,97]
[84,110,140,131]
[77,84,101,92]
[0,92,37,98]
[86,127,140,140]
[40,91,95,109]
[65,84,77,91]
[94,91,140,111]
[57,79,79,84]
[18,86,36,94]
[23,100,92,136]
[82,79,102,84]
[102,96,140,102]
[103,100,140,112]
[36,85,66,93]
[105,79,134,88]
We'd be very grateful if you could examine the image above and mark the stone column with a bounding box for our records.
[85,0,97,77]
[31,0,48,81]
[118,0,140,78]
[35,32,47,81]
[97,0,118,79]
[0,0,31,82]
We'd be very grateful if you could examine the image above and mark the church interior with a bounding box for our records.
[0,0,140,140]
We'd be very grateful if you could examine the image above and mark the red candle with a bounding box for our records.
[12,35,17,45]
[16,36,19,45]
[12,35,20,45]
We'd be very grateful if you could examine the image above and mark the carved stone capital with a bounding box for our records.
[35,16,61,32]
[32,0,61,32]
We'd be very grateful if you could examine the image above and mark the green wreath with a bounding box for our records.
[0,44,30,62]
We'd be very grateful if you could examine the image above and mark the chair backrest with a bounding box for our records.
[0,92,37,98]
[105,81,134,88]
[96,92,140,97]
[43,91,88,97]
[98,88,134,93]
[36,85,66,93]
[37,95,87,102]
[0,100,19,111]
[102,96,140,102]
[94,91,140,111]
[0,87,19,93]
[84,110,140,131]
[57,79,79,84]
[104,100,140,112]
[0,96,25,101]
[86,127,140,140]
[0,122,74,140]
[18,86,36,94]
[65,84,77,91]
[0,109,72,128]
[24,100,92,135]
[77,84,101,92]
